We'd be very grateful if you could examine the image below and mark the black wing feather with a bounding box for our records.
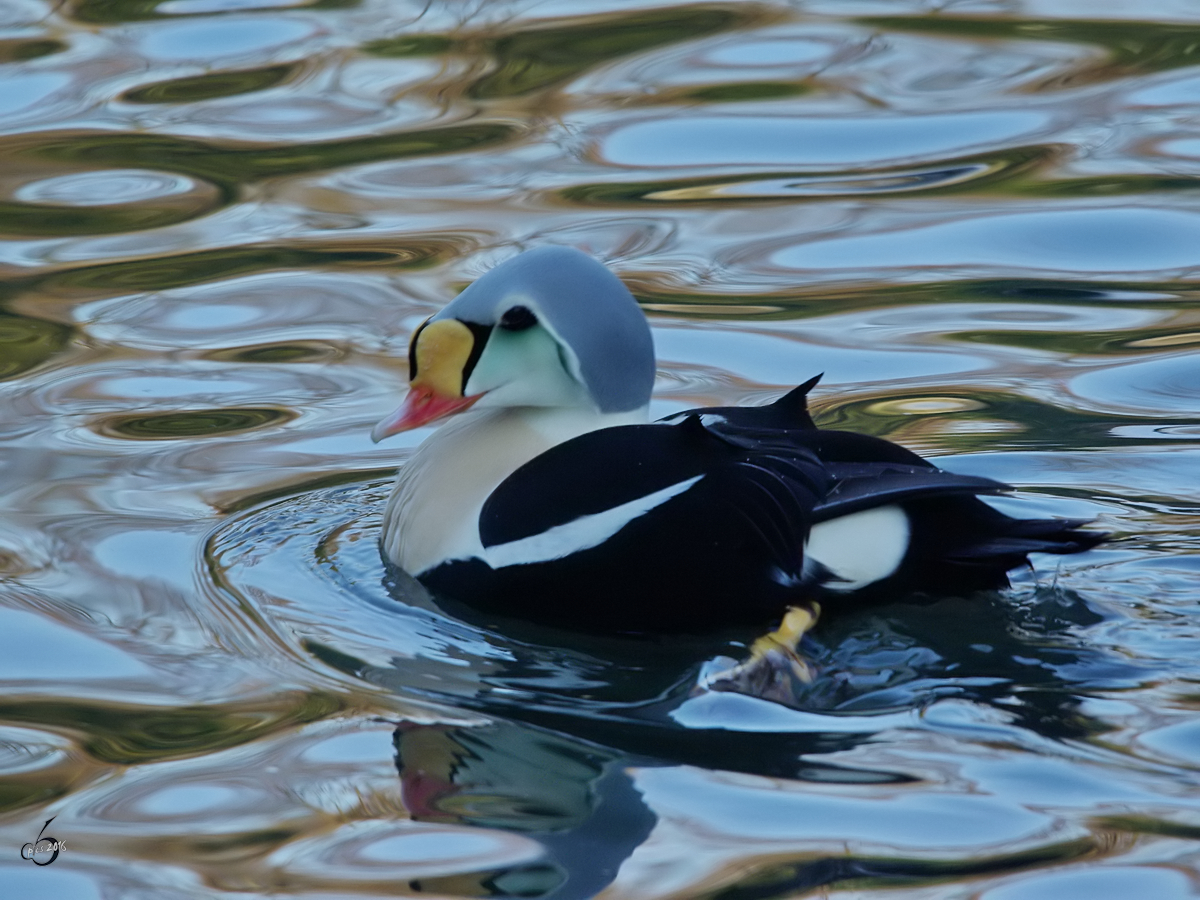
[814,462,1009,521]
[480,417,722,547]
[479,416,829,550]
[479,416,829,580]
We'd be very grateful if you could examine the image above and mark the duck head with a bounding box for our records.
[371,246,655,441]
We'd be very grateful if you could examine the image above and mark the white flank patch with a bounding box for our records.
[483,475,704,569]
[805,504,910,591]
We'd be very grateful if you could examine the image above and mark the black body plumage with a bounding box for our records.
[418,377,1104,634]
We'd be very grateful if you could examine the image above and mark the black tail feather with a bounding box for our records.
[954,516,1108,560]
[893,496,1107,596]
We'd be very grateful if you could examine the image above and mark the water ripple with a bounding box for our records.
[4,1,1200,896]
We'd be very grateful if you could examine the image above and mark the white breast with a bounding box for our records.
[380,405,649,575]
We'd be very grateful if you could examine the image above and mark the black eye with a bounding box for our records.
[499,305,537,331]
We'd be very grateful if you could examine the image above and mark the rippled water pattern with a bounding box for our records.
[2,1,1200,897]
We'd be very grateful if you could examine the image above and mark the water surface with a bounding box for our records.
[2,1,1199,898]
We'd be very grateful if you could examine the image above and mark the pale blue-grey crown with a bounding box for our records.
[433,246,656,413]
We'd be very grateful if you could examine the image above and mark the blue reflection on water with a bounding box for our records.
[604,112,1052,166]
[776,208,1200,273]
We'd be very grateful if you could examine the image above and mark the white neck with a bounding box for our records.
[381,405,649,575]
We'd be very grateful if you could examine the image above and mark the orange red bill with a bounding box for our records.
[370,385,480,442]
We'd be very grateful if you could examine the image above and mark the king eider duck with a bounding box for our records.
[371,246,1103,669]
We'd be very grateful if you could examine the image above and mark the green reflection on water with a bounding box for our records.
[636,278,1194,323]
[702,837,1095,900]
[98,407,295,440]
[1095,815,1200,841]
[0,693,343,764]
[0,198,222,237]
[673,80,811,103]
[0,312,73,380]
[4,241,454,300]
[954,326,1200,356]
[72,0,359,24]
[72,0,164,23]
[0,783,66,816]
[367,6,754,97]
[190,828,305,862]
[562,143,1200,206]
[1010,174,1200,197]
[15,122,519,190]
[3,121,516,239]
[363,34,455,58]
[123,63,299,104]
[205,341,342,363]
[0,38,67,62]
[815,390,1199,454]
[861,16,1200,81]
[468,6,750,98]
[563,146,1052,205]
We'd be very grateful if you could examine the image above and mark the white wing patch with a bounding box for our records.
[805,504,910,591]
[483,475,704,569]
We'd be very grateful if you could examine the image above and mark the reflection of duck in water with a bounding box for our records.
[392,720,653,898]
[388,584,1123,899]
[371,246,1103,689]
[391,712,910,899]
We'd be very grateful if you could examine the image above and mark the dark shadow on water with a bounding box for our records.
[796,587,1120,741]
[313,570,1136,898]
[374,562,1124,740]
